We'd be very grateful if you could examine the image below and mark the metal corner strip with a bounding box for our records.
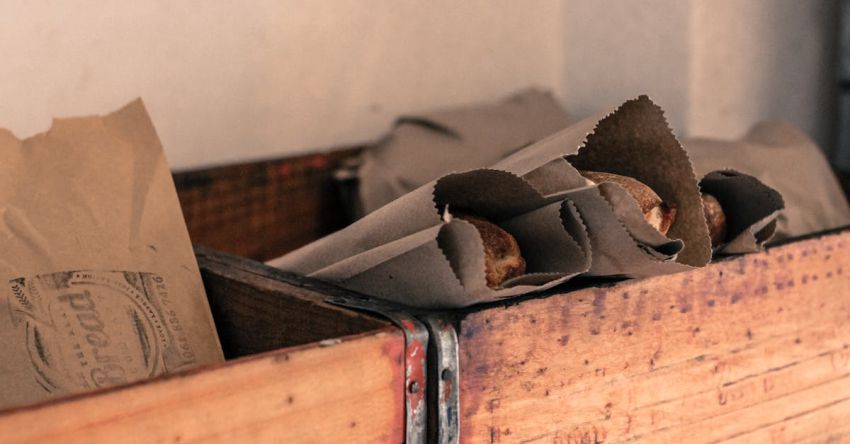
[422,315,460,444]
[323,294,429,444]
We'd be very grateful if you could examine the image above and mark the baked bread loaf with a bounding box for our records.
[453,212,526,288]
[701,193,727,246]
[580,171,676,236]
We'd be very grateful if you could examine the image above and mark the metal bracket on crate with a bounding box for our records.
[421,315,460,444]
[322,293,428,444]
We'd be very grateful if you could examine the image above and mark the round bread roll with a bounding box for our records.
[579,170,677,236]
[453,212,526,289]
[701,193,727,246]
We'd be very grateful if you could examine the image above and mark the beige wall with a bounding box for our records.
[0,0,564,169]
[561,0,693,135]
[689,0,838,147]
[0,1,838,169]
[562,0,838,148]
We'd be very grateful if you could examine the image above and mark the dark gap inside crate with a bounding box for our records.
[196,248,390,360]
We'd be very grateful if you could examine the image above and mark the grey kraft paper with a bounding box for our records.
[0,100,223,410]
[358,88,572,215]
[684,122,850,242]
[699,170,785,254]
[271,96,783,309]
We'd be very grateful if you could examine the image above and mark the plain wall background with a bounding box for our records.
[688,0,838,145]
[0,0,839,170]
[562,0,838,147]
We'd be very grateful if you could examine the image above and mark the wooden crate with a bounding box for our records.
[5,231,847,444]
[0,247,407,444]
[173,149,360,262]
[2,144,847,443]
[456,228,850,443]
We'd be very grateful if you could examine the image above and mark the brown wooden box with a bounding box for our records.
[0,248,408,443]
[4,151,845,443]
[174,151,850,442]
[3,234,847,443]
[456,228,850,443]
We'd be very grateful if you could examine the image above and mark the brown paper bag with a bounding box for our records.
[358,88,572,214]
[495,95,714,271]
[271,96,732,308]
[0,100,223,409]
[699,170,784,254]
[684,123,850,242]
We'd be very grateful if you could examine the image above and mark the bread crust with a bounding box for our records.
[701,193,727,246]
[453,212,526,288]
[580,170,676,236]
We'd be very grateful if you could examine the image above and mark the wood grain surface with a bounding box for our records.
[459,229,850,443]
[196,246,390,359]
[0,329,405,444]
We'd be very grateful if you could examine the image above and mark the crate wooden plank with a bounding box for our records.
[458,229,850,443]
[195,246,391,358]
[0,329,404,443]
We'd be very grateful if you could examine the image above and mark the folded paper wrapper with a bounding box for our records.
[357,89,850,241]
[684,123,850,242]
[270,96,791,309]
[358,88,572,215]
[0,100,223,409]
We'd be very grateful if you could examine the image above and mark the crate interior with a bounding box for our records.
[196,247,391,360]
